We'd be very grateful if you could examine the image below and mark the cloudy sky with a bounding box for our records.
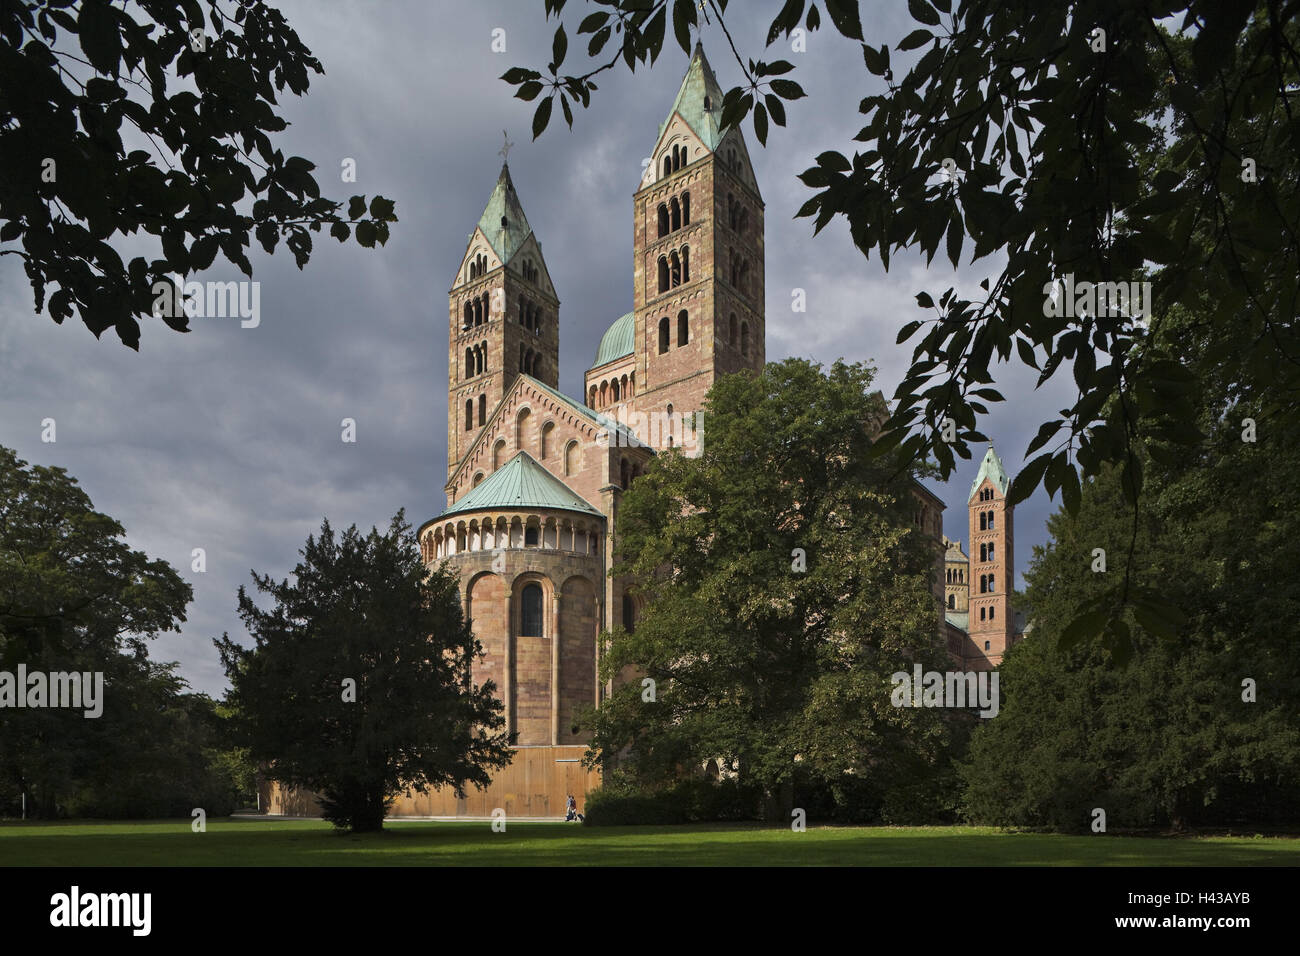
[0,0,1076,695]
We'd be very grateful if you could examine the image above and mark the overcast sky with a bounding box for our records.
[0,0,1077,695]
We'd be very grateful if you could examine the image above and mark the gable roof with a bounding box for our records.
[474,163,533,266]
[445,373,647,495]
[440,450,602,519]
[968,443,1011,503]
[659,43,725,152]
[592,312,635,368]
[523,375,643,449]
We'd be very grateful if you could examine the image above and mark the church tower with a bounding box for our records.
[447,162,559,477]
[619,43,765,449]
[967,444,1015,668]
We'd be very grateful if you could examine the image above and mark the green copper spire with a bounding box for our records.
[659,42,725,151]
[474,162,533,265]
[968,442,1011,502]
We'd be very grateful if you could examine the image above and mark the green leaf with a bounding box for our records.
[672,0,693,55]
[907,0,942,27]
[78,0,122,75]
[769,79,806,100]
[862,43,887,76]
[823,0,863,39]
[753,102,769,146]
[916,291,934,308]
[1058,607,1107,651]
[945,212,962,268]
[897,320,923,344]
[552,24,568,68]
[355,221,377,248]
[1008,452,1051,506]
[898,29,932,51]
[532,97,553,140]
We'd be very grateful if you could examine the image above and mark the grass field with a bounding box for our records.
[2,818,1298,866]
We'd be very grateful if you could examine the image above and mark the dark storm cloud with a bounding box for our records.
[0,0,1072,694]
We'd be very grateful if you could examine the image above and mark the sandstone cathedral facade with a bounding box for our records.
[267,47,1020,819]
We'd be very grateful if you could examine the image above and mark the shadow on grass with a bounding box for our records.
[2,819,1298,867]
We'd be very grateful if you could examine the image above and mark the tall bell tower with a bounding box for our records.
[625,43,765,449]
[447,161,559,477]
[968,443,1015,668]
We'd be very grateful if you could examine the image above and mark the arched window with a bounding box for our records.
[988,512,995,529]
[729,313,738,346]
[541,421,555,459]
[612,379,620,401]
[515,407,530,451]
[681,246,690,282]
[658,257,669,293]
[682,192,690,226]
[657,204,669,237]
[520,583,543,637]
[465,400,473,430]
[980,606,986,621]
[478,393,486,426]
[989,607,996,621]
[670,251,681,288]
[984,639,991,650]
[621,374,629,399]
[988,574,995,593]
[589,386,597,407]
[600,381,608,406]
[472,472,484,487]
[980,574,987,594]
[740,208,749,231]
[979,512,987,531]
[672,144,681,171]
[463,303,472,329]
[622,595,636,633]
[524,526,539,547]
[493,439,506,468]
[663,155,672,177]
[565,440,579,476]
[670,197,681,232]
[739,259,750,293]
[677,310,689,346]
[464,347,473,379]
[740,321,750,356]
[727,193,735,230]
[658,317,670,354]
[948,593,955,609]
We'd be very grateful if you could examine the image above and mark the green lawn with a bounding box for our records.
[1,818,1297,865]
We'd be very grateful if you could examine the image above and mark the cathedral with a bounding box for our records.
[268,46,1021,820]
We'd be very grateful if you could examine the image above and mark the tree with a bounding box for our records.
[0,0,397,349]
[506,0,1299,647]
[587,360,961,821]
[960,294,1300,829]
[0,444,194,817]
[215,512,511,832]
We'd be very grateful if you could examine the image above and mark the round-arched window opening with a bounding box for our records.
[521,583,544,637]
[525,526,539,547]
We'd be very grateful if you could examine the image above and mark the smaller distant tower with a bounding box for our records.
[967,443,1014,669]
[943,536,969,613]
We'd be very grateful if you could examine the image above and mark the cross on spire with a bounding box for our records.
[499,130,514,164]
